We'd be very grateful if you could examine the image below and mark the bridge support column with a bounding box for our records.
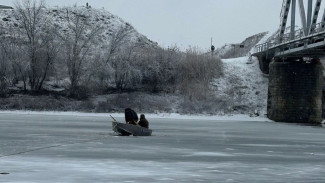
[257,55,272,74]
[268,60,323,123]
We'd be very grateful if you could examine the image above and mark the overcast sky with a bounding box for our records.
[1,0,285,50]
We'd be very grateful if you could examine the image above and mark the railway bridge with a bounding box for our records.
[253,0,324,123]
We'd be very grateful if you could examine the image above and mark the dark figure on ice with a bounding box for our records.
[138,114,149,128]
[125,108,138,125]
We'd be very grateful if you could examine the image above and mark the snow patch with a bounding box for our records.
[0,110,271,122]
[212,56,268,115]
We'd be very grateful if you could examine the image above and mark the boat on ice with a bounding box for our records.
[112,121,152,136]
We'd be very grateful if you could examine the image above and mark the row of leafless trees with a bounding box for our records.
[0,0,223,99]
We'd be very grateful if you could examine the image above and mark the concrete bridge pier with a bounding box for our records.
[267,59,323,123]
[257,54,272,74]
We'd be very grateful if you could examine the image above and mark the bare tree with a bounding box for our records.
[111,44,141,91]
[107,24,134,60]
[83,51,113,92]
[0,34,10,97]
[0,24,28,94]
[137,46,181,93]
[8,34,29,91]
[178,47,223,100]
[14,0,57,91]
[105,24,139,91]
[59,8,102,95]
[37,24,59,90]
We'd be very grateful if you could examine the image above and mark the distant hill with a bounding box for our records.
[0,5,13,9]
[0,5,157,48]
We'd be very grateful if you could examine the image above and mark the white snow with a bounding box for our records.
[0,6,156,51]
[212,55,269,115]
[0,110,271,122]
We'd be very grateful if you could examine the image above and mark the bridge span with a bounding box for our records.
[253,0,324,123]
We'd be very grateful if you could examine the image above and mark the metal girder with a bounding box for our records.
[321,7,325,30]
[280,0,292,39]
[309,0,322,34]
[291,0,297,40]
[298,0,308,35]
[255,0,325,57]
[307,0,313,32]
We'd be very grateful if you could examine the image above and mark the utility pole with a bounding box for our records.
[210,37,215,56]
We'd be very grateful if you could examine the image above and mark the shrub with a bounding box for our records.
[0,77,8,98]
[177,48,223,100]
[69,85,91,100]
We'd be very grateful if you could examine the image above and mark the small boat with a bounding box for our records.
[112,121,152,136]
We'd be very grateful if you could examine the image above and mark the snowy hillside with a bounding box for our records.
[206,31,269,115]
[215,32,267,59]
[0,6,157,48]
[0,4,270,116]
[212,56,268,115]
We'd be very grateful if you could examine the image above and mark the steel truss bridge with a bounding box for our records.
[253,0,325,59]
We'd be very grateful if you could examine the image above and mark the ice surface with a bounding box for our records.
[0,112,325,183]
[0,111,270,121]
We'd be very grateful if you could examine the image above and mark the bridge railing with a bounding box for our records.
[255,42,277,53]
[254,22,325,53]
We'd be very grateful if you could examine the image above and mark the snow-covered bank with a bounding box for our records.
[0,110,270,122]
[212,56,268,115]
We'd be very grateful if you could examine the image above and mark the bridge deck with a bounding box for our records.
[253,22,325,58]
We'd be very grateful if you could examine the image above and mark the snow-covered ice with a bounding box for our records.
[0,111,324,182]
[0,110,270,121]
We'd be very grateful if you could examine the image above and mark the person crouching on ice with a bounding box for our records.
[138,114,149,128]
[124,108,138,125]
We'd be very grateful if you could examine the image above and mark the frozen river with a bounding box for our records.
[0,112,324,183]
